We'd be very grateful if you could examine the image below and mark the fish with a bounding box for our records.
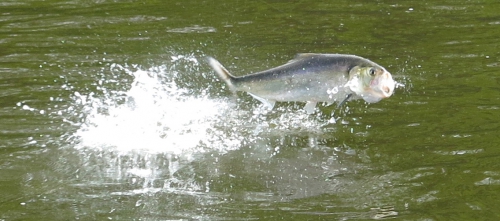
[206,53,395,114]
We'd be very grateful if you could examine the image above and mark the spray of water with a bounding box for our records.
[72,65,231,154]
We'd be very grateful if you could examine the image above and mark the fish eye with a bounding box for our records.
[369,68,376,76]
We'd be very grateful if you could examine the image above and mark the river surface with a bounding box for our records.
[1,0,500,220]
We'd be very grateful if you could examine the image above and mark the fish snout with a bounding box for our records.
[377,71,395,98]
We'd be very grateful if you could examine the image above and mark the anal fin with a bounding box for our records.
[248,93,276,110]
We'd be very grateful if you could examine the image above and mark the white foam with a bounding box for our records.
[72,61,239,154]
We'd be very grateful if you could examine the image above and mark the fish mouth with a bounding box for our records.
[370,71,395,98]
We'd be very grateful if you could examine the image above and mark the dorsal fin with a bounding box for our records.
[286,53,320,63]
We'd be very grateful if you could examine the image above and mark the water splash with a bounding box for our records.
[71,63,241,154]
[395,81,406,89]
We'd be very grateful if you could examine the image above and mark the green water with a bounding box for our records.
[2,0,500,220]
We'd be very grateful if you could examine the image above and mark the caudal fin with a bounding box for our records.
[206,56,237,91]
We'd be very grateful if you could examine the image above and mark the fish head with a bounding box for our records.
[347,66,395,103]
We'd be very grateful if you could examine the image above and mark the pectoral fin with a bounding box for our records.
[337,94,353,108]
[248,93,276,110]
[304,101,317,114]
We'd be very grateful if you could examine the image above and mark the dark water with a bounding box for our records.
[1,0,500,220]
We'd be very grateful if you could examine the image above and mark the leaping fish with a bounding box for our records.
[206,53,395,114]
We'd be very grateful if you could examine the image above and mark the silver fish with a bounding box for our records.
[207,53,395,113]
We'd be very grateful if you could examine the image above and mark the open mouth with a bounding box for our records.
[381,85,392,97]
[370,72,395,98]
[380,79,395,97]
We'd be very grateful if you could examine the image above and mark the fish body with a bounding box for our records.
[207,53,395,113]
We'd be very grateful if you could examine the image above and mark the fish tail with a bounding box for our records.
[206,56,237,91]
